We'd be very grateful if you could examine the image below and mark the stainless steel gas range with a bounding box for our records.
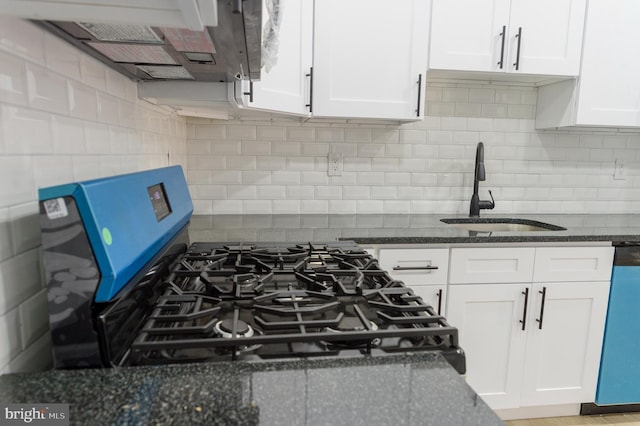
[38,167,464,374]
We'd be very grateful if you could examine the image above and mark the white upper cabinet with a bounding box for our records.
[430,0,586,76]
[234,0,313,116]
[537,0,640,129]
[312,0,430,121]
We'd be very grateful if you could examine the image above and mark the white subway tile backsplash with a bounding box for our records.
[1,105,52,154]
[372,129,399,144]
[243,200,272,214]
[79,55,107,90]
[287,157,316,171]
[301,171,329,185]
[384,173,411,185]
[272,171,301,185]
[399,130,427,143]
[383,200,410,214]
[272,200,301,214]
[228,125,257,140]
[371,187,398,200]
[315,128,344,142]
[68,80,98,121]
[0,248,41,315]
[272,142,301,156]
[0,18,45,64]
[194,185,227,199]
[212,141,242,155]
[287,186,315,200]
[316,186,342,200]
[25,63,69,114]
[356,172,385,186]
[0,208,12,262]
[44,32,81,81]
[357,144,386,158]
[0,50,27,106]
[469,88,495,103]
[256,156,286,170]
[84,122,111,154]
[286,127,315,141]
[105,69,128,100]
[97,93,120,125]
[356,200,383,213]
[9,202,40,255]
[0,307,21,367]
[455,102,482,117]
[51,116,85,154]
[442,87,469,102]
[301,200,329,214]
[213,200,243,214]
[0,156,35,207]
[329,200,356,214]
[344,129,371,143]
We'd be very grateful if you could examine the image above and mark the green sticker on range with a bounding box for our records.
[102,227,112,245]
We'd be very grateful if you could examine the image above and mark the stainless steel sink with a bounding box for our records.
[440,218,566,233]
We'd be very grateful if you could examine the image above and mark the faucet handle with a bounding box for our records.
[480,190,495,210]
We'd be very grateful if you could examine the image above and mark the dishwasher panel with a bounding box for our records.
[595,245,640,405]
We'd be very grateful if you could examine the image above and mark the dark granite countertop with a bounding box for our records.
[187,214,640,245]
[0,353,503,426]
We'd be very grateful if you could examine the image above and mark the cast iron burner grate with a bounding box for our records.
[129,242,460,366]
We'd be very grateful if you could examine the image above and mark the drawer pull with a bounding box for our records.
[519,287,529,331]
[392,265,439,271]
[436,288,443,315]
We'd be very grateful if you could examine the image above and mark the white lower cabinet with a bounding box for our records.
[520,282,610,406]
[446,246,613,411]
[378,248,448,315]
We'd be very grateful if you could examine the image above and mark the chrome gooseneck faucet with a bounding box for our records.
[469,142,495,217]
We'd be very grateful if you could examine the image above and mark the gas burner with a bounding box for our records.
[323,319,381,349]
[325,319,379,333]
[214,319,255,339]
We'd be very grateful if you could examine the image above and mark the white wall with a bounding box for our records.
[186,82,640,215]
[0,17,187,374]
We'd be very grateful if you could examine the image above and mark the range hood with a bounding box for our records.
[32,0,262,83]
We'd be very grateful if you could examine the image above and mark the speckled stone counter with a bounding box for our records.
[0,353,503,425]
[187,214,640,245]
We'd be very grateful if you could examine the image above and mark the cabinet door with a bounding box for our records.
[507,0,585,76]
[520,281,610,406]
[575,0,640,127]
[447,284,529,409]
[430,0,510,72]
[237,0,313,115]
[312,0,429,120]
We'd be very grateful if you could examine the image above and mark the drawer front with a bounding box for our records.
[378,248,449,286]
[449,247,536,284]
[533,246,614,282]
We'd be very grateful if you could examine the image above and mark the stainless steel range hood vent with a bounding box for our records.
[33,0,262,83]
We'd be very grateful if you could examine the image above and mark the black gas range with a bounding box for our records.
[38,167,464,374]
[109,242,463,372]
